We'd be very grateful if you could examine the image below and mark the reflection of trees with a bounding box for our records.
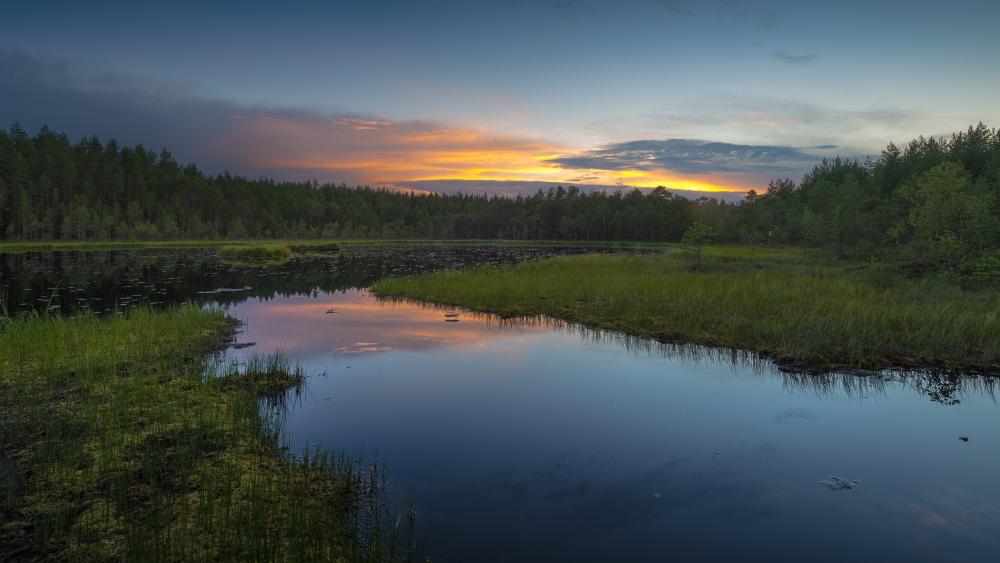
[7,246,996,406]
[378,295,1000,406]
[1,245,622,315]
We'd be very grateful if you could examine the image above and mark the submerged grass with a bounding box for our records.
[0,306,418,561]
[373,248,1000,371]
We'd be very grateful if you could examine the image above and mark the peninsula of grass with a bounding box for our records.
[373,248,1000,372]
[0,306,413,561]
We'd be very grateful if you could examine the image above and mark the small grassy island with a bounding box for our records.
[0,306,407,561]
[218,243,294,261]
[373,246,1000,372]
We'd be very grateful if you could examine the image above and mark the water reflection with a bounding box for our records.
[222,289,1000,562]
[0,244,636,316]
[6,246,1000,561]
[229,291,554,358]
[375,293,1000,407]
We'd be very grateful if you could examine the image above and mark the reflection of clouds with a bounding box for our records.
[334,342,394,355]
[887,490,1000,546]
[231,290,550,357]
[233,290,1000,404]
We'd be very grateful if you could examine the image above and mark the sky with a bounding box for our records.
[1,0,998,199]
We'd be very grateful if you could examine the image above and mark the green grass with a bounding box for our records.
[373,247,1000,371]
[217,244,293,261]
[0,306,416,561]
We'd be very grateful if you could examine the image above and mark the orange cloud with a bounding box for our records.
[215,113,750,194]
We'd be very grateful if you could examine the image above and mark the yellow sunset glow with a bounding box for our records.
[225,115,750,194]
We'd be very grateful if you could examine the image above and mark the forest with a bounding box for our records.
[2,122,999,273]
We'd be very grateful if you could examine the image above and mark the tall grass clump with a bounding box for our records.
[373,250,1000,371]
[0,306,420,561]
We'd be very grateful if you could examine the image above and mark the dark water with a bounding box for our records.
[4,246,1000,562]
[0,244,615,315]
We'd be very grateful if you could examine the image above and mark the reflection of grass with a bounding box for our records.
[218,243,292,261]
[0,238,657,254]
[374,247,1000,371]
[0,306,415,560]
[220,256,291,268]
[289,241,341,253]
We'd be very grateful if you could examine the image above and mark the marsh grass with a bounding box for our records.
[218,244,293,262]
[373,249,1000,371]
[211,352,306,399]
[0,306,419,561]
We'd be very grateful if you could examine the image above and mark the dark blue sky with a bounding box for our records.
[2,0,997,195]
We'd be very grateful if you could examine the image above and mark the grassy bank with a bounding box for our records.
[373,248,1000,372]
[0,307,413,561]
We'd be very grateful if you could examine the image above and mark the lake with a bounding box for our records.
[3,245,999,562]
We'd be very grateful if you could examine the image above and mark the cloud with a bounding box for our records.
[0,49,564,186]
[579,98,915,158]
[547,139,829,175]
[0,49,763,195]
[773,49,818,65]
[392,179,747,201]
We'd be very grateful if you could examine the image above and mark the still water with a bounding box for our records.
[4,246,1000,562]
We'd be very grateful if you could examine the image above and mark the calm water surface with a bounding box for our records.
[4,246,1000,562]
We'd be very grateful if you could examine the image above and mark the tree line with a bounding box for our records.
[2,122,999,273]
[0,124,734,242]
[741,122,1000,275]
